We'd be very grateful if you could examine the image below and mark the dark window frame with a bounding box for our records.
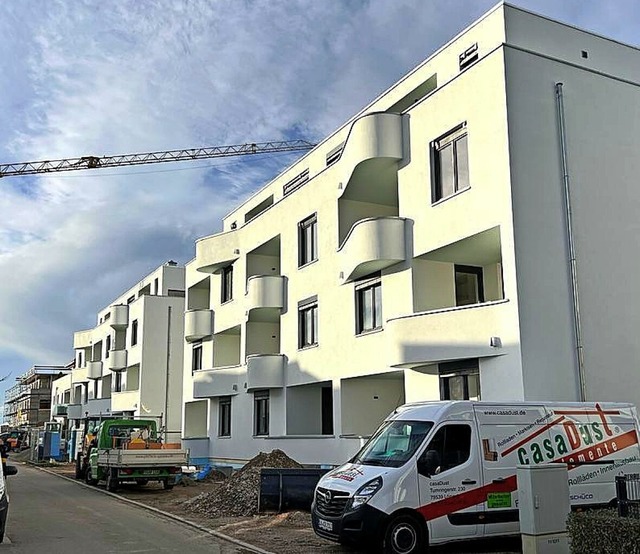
[298,296,318,349]
[254,390,269,436]
[454,264,484,307]
[432,123,470,203]
[439,359,481,401]
[105,335,111,359]
[355,275,382,335]
[219,396,232,437]
[221,265,234,303]
[192,341,203,374]
[298,214,318,267]
[113,371,123,393]
[131,319,139,346]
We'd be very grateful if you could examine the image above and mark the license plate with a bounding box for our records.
[317,518,333,532]
[146,470,161,475]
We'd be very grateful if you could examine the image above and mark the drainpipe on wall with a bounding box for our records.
[555,82,587,402]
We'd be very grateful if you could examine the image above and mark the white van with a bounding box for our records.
[311,401,640,553]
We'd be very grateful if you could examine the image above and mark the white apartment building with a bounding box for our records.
[182,3,640,466]
[70,262,185,441]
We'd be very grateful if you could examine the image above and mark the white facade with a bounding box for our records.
[72,262,185,441]
[182,3,640,466]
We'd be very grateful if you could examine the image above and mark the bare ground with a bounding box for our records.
[36,462,521,554]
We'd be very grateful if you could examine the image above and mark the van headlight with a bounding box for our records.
[349,477,382,510]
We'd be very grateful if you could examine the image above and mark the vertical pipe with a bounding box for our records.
[164,305,172,441]
[555,83,587,401]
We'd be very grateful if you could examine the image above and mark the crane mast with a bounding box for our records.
[0,139,315,178]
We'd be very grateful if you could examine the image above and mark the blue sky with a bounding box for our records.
[0,1,638,404]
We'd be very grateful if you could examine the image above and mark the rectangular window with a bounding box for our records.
[113,371,123,393]
[219,396,231,437]
[154,278,159,295]
[192,341,203,374]
[439,360,481,401]
[283,169,309,196]
[326,143,344,167]
[432,123,469,202]
[93,379,99,400]
[454,265,484,306]
[254,390,269,436]
[355,276,382,334]
[105,335,111,359]
[221,265,233,303]
[298,297,318,348]
[298,214,318,267]
[131,319,138,346]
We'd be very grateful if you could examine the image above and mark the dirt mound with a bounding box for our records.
[183,449,302,517]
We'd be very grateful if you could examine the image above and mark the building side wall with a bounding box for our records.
[505,45,640,406]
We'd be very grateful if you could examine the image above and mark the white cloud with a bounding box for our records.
[0,0,638,376]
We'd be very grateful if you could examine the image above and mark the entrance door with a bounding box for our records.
[417,422,481,543]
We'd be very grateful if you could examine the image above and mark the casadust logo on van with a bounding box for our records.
[502,404,637,466]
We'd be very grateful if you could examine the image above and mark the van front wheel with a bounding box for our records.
[383,514,426,554]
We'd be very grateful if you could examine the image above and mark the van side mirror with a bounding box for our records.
[5,465,18,476]
[418,450,441,477]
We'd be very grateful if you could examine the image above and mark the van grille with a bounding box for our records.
[315,487,350,517]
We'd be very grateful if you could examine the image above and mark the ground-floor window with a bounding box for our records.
[218,396,231,437]
[254,390,269,436]
[439,359,480,401]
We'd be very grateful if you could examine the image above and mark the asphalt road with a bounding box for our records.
[2,465,253,554]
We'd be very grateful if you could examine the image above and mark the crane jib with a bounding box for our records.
[0,140,316,178]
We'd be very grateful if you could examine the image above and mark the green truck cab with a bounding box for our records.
[84,419,188,492]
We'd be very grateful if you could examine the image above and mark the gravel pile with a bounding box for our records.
[182,449,302,517]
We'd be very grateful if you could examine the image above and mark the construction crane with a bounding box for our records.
[0,139,316,178]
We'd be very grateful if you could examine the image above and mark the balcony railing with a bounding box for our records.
[195,229,240,274]
[185,309,214,343]
[246,354,285,391]
[87,361,103,380]
[108,350,127,372]
[385,300,510,368]
[246,275,286,312]
[338,217,408,282]
[338,112,404,198]
[193,365,243,398]
[110,304,129,330]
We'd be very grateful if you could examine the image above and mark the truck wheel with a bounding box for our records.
[162,479,174,491]
[106,471,119,492]
[383,514,426,554]
[85,467,98,486]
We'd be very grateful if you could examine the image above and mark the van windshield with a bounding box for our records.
[352,420,433,468]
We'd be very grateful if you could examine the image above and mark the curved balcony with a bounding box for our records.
[185,309,214,343]
[246,354,285,391]
[72,366,88,384]
[74,329,93,349]
[110,304,129,330]
[338,112,404,199]
[108,349,128,372]
[338,217,408,282]
[246,275,286,315]
[87,361,103,380]
[195,230,240,274]
[385,300,510,368]
[193,365,243,398]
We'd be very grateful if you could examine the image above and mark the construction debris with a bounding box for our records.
[182,449,302,517]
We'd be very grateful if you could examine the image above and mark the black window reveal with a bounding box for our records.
[254,390,269,436]
[192,341,203,374]
[432,123,469,202]
[355,275,382,334]
[298,297,318,348]
[221,265,233,303]
[219,396,231,437]
[131,319,138,346]
[454,265,484,306]
[298,214,318,267]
